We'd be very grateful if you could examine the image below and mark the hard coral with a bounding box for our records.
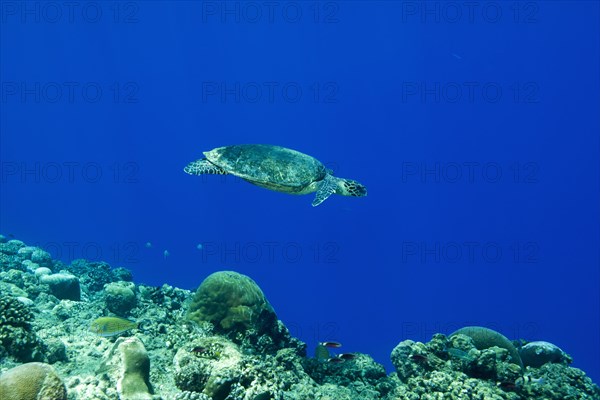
[0,362,67,400]
[104,281,137,316]
[0,295,43,361]
[187,271,275,334]
[186,271,303,354]
[66,259,126,292]
[450,326,523,370]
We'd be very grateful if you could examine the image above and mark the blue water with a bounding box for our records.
[1,1,598,383]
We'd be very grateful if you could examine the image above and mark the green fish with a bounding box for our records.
[315,344,331,361]
[90,317,138,337]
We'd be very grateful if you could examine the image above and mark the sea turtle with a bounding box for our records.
[184,144,367,206]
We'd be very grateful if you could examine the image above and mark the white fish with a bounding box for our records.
[516,375,544,386]
[163,250,169,259]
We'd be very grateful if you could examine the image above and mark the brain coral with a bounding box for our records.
[450,326,523,370]
[0,362,67,400]
[187,271,275,334]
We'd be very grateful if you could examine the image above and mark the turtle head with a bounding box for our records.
[338,179,367,198]
[312,176,367,206]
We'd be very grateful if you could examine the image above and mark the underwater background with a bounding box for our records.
[1,0,599,390]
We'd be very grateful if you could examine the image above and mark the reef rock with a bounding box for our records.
[100,336,154,400]
[519,341,572,368]
[39,273,81,301]
[173,336,243,398]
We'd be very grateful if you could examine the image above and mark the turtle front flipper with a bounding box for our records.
[312,174,338,207]
[184,159,228,175]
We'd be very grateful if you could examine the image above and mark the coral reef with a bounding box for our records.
[0,237,599,400]
[390,334,599,399]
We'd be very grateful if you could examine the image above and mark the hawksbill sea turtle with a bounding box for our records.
[184,144,367,206]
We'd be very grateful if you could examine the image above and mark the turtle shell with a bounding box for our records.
[204,144,327,192]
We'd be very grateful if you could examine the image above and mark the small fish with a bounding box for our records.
[145,242,152,248]
[163,250,169,259]
[447,347,473,361]
[498,375,544,391]
[516,375,544,386]
[409,354,428,363]
[90,317,138,337]
[497,381,518,391]
[320,341,342,348]
[337,353,356,360]
[451,53,462,60]
[327,357,344,363]
[196,243,203,250]
[191,346,207,355]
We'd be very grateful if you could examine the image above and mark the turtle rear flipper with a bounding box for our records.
[312,175,338,207]
[184,159,228,175]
